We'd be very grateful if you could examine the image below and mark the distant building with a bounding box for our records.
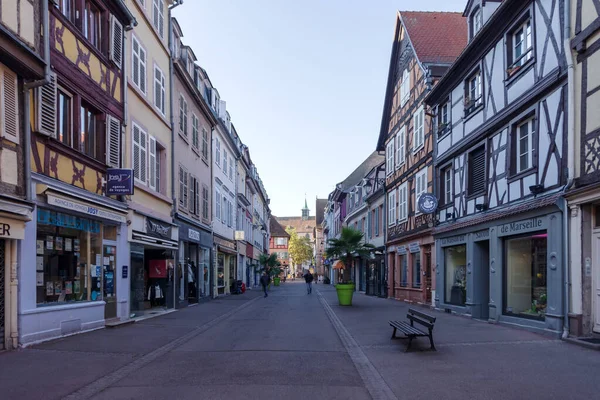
[276,200,317,275]
[269,218,290,273]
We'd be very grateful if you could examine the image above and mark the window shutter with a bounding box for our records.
[133,124,140,180]
[106,115,121,167]
[132,38,140,87]
[195,179,200,215]
[469,147,486,194]
[182,170,188,208]
[139,47,146,94]
[36,72,57,137]
[149,136,156,190]
[139,128,147,183]
[154,67,161,109]
[109,15,123,68]
[1,67,19,144]
[216,189,221,220]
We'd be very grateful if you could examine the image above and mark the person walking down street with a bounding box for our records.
[260,272,270,298]
[304,271,314,294]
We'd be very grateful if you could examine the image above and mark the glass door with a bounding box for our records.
[103,243,117,319]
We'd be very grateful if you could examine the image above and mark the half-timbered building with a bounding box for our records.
[425,0,569,335]
[377,11,467,305]
[566,0,600,337]
[21,0,135,344]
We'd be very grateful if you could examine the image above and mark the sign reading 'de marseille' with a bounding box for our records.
[418,193,438,214]
[106,169,134,196]
[46,194,127,223]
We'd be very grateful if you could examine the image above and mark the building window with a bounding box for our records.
[374,208,379,237]
[192,114,199,149]
[215,138,221,166]
[276,238,286,246]
[229,156,233,180]
[413,106,425,150]
[441,166,453,206]
[36,209,107,305]
[388,191,396,225]
[400,69,410,106]
[504,234,547,320]
[152,0,164,38]
[202,185,209,220]
[215,188,221,220]
[148,136,160,192]
[438,99,450,136]
[508,17,533,76]
[464,69,482,115]
[79,103,98,159]
[202,128,209,160]
[396,127,406,167]
[191,176,200,216]
[83,1,101,49]
[386,138,395,174]
[400,255,408,287]
[412,252,421,288]
[132,123,147,184]
[471,7,482,39]
[415,167,427,212]
[515,117,535,174]
[468,146,486,196]
[221,195,227,225]
[179,166,188,209]
[223,150,228,172]
[56,0,75,23]
[179,95,188,137]
[398,183,408,221]
[132,36,146,94]
[56,89,72,146]
[445,244,466,306]
[154,66,166,115]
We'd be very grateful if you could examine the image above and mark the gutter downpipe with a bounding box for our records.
[561,0,575,340]
[23,0,51,202]
[168,1,183,215]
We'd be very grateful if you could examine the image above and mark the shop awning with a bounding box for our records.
[131,232,178,249]
[218,245,237,256]
[332,260,345,269]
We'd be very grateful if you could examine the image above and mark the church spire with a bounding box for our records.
[302,195,310,220]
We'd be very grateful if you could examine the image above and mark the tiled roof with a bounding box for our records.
[338,152,385,192]
[275,216,316,235]
[269,217,290,238]
[315,198,328,225]
[400,11,467,65]
[433,193,562,235]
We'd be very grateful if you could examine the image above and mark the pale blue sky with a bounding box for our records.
[173,0,466,217]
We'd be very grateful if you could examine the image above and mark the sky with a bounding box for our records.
[173,0,466,217]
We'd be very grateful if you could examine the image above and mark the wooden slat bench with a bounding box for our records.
[389,308,437,352]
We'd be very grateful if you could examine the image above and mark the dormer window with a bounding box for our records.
[470,7,482,39]
[437,98,451,137]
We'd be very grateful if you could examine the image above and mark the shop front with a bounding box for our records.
[387,237,434,306]
[237,240,246,292]
[19,187,128,345]
[435,208,564,335]
[129,212,178,317]
[365,248,386,297]
[246,244,256,287]
[0,198,31,350]
[214,235,237,296]
[176,220,213,308]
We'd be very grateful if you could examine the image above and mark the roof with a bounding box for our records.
[315,198,328,225]
[269,218,290,238]
[275,216,316,235]
[399,11,468,65]
[336,151,385,194]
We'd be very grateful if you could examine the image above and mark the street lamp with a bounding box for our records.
[362,177,385,192]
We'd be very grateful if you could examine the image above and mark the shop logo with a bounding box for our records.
[146,218,171,239]
[106,169,134,196]
[188,229,200,241]
[418,193,438,214]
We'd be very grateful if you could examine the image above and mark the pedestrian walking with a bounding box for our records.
[304,271,314,294]
[260,272,270,298]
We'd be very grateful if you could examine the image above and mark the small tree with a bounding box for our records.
[259,253,281,277]
[326,227,375,284]
[286,227,313,273]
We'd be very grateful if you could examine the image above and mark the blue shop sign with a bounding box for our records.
[106,169,134,196]
[418,193,438,214]
[38,209,101,233]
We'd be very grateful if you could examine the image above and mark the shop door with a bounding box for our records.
[425,248,432,304]
[0,240,5,350]
[594,234,600,333]
[103,243,117,319]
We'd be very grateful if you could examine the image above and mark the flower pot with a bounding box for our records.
[273,277,281,286]
[335,283,355,306]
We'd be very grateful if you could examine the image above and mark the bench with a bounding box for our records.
[389,308,437,352]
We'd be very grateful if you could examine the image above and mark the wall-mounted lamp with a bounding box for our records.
[529,184,545,197]
[475,203,488,211]
[446,212,454,219]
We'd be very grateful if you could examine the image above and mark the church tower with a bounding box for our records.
[302,197,310,220]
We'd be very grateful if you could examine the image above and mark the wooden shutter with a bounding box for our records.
[216,189,221,220]
[149,136,156,190]
[133,124,141,180]
[139,47,146,93]
[132,38,140,87]
[106,115,120,167]
[1,67,19,144]
[183,170,188,208]
[195,178,200,215]
[139,128,147,183]
[109,15,123,68]
[154,67,161,110]
[469,147,486,195]
[36,72,57,137]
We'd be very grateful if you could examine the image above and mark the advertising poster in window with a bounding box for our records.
[65,281,72,294]
[46,281,53,295]
[46,236,54,250]
[54,281,62,295]
[74,281,81,294]
[149,259,168,278]
[56,237,63,251]
[104,272,114,297]
[37,240,44,254]
[36,272,44,286]
[65,238,72,252]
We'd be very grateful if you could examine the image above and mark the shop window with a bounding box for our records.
[200,248,210,297]
[468,146,486,196]
[504,234,547,320]
[445,244,467,306]
[400,255,408,287]
[217,254,225,288]
[36,209,104,305]
[412,252,421,288]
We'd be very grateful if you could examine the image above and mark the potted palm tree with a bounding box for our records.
[326,227,375,306]
[259,253,281,286]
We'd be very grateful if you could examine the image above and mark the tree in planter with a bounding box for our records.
[286,227,313,275]
[326,227,375,284]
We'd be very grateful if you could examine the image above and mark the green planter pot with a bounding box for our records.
[273,277,281,286]
[335,283,355,306]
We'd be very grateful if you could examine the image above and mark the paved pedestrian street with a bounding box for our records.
[1,282,599,400]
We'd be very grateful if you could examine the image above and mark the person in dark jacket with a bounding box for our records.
[260,272,270,298]
[304,271,314,294]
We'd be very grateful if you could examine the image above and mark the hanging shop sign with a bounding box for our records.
[146,217,172,239]
[46,193,126,223]
[418,193,438,214]
[106,169,134,196]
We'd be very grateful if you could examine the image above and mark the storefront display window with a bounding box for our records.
[200,248,210,297]
[445,244,466,306]
[504,234,547,320]
[36,209,103,305]
[217,254,225,288]
[412,252,421,288]
[400,255,408,287]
